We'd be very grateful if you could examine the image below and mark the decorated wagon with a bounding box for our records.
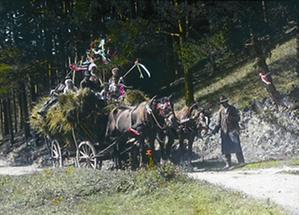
[30,87,169,169]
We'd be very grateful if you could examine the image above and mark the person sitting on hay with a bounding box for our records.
[63,79,78,94]
[38,81,66,117]
[80,71,100,92]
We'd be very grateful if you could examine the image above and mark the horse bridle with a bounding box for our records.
[145,100,172,130]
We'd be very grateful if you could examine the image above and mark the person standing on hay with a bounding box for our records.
[80,70,99,91]
[212,96,245,169]
[108,67,126,101]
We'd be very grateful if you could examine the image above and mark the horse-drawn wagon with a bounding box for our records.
[31,88,178,169]
[31,88,118,169]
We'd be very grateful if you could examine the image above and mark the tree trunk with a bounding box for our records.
[208,53,217,75]
[0,99,3,139]
[174,0,194,106]
[166,37,177,82]
[144,0,154,18]
[261,1,268,23]
[12,90,18,133]
[180,39,194,106]
[18,92,24,130]
[6,97,14,145]
[30,83,37,103]
[296,26,299,77]
[2,99,9,135]
[19,81,31,140]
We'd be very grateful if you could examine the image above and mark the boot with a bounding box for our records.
[224,154,232,169]
[236,152,245,164]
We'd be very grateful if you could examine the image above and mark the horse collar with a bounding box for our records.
[145,104,152,114]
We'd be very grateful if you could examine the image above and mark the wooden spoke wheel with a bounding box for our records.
[50,139,63,168]
[76,141,97,169]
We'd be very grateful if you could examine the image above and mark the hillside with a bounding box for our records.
[176,37,298,109]
[186,37,299,165]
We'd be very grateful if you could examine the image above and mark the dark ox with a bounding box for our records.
[105,95,174,168]
[158,103,210,164]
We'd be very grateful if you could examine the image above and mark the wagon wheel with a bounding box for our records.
[50,139,63,168]
[76,141,97,169]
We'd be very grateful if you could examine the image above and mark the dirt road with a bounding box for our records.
[0,158,41,176]
[189,167,299,215]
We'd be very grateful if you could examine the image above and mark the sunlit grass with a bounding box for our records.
[0,166,285,215]
[238,158,299,170]
[79,181,284,215]
[176,38,298,110]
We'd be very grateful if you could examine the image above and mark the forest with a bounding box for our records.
[0,0,297,145]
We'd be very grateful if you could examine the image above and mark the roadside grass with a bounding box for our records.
[0,165,284,215]
[176,38,298,110]
[237,158,299,170]
[78,181,283,215]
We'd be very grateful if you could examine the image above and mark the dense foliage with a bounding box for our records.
[0,0,297,142]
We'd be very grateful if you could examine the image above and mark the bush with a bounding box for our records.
[134,163,187,195]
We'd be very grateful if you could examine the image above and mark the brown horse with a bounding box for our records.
[159,103,210,164]
[105,95,174,168]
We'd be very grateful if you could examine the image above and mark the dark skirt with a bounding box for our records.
[220,130,242,154]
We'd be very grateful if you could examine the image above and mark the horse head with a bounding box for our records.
[146,95,174,130]
[154,95,174,117]
[192,106,210,137]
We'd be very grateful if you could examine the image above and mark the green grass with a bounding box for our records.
[176,38,298,110]
[79,181,283,215]
[238,158,299,170]
[0,165,285,215]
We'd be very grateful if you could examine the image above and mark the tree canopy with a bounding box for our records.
[0,0,297,142]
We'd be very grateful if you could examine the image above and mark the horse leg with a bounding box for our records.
[139,138,146,167]
[114,142,121,169]
[148,132,157,165]
[119,141,125,169]
[159,140,165,164]
[187,135,195,165]
[178,135,185,164]
[165,131,174,161]
[114,135,125,169]
[130,144,139,170]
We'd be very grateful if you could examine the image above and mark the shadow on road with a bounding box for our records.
[190,159,246,172]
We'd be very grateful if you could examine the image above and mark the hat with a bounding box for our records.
[88,62,97,71]
[65,78,73,85]
[111,67,119,76]
[84,70,91,77]
[219,95,229,104]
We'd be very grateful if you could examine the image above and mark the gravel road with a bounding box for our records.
[189,167,299,215]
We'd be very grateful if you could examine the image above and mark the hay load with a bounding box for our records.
[124,89,148,106]
[30,88,148,138]
[31,89,104,136]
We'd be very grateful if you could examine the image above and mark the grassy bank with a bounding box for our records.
[176,38,298,109]
[238,158,299,170]
[0,165,284,215]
